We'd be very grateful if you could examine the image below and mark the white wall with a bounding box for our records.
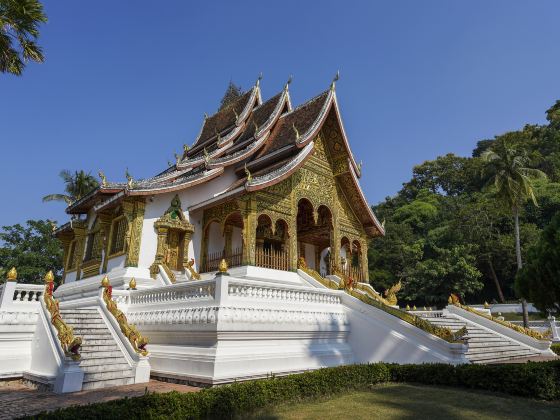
[136,167,239,272]
[304,243,316,270]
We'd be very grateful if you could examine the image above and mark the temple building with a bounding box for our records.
[0,76,553,393]
[55,76,383,286]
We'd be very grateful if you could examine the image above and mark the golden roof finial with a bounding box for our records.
[244,163,252,183]
[174,152,180,164]
[204,112,208,119]
[218,258,228,273]
[232,107,239,120]
[125,168,133,189]
[285,74,293,90]
[292,123,300,140]
[253,121,259,134]
[44,270,54,283]
[129,277,137,290]
[101,275,110,288]
[331,70,340,91]
[98,170,107,187]
[183,144,189,153]
[215,129,222,142]
[256,72,263,87]
[484,301,490,309]
[6,267,17,281]
[203,147,210,167]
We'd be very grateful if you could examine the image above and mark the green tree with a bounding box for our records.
[515,212,560,314]
[42,169,99,205]
[0,220,62,284]
[481,135,547,325]
[219,81,242,110]
[0,0,47,75]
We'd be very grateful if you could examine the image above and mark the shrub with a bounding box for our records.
[30,362,560,419]
[551,343,560,356]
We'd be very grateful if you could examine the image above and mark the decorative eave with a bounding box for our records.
[65,187,122,215]
[127,167,224,196]
[294,89,335,148]
[346,162,384,236]
[185,83,261,159]
[330,91,361,177]
[245,142,315,191]
[208,131,270,169]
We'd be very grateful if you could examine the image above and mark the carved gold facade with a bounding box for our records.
[200,128,370,278]
[150,195,195,278]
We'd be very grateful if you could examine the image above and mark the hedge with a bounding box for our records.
[551,343,560,355]
[29,362,560,419]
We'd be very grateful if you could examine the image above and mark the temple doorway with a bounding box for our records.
[296,199,333,273]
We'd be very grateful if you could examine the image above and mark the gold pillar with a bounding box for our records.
[224,224,233,257]
[124,199,145,267]
[361,237,369,282]
[72,221,87,280]
[288,222,298,271]
[182,229,193,270]
[150,226,168,278]
[241,197,257,266]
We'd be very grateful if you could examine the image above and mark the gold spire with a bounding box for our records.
[256,72,263,87]
[98,170,107,187]
[44,270,54,283]
[183,144,189,153]
[101,275,110,288]
[129,277,137,290]
[284,74,293,90]
[292,123,300,140]
[125,168,133,188]
[6,267,17,281]
[330,70,340,91]
[218,258,228,273]
[244,163,252,182]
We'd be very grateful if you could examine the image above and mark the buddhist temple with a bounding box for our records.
[0,76,554,393]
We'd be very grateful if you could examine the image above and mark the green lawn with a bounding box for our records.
[252,384,560,420]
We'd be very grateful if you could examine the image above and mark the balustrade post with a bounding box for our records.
[214,273,229,305]
[549,315,560,341]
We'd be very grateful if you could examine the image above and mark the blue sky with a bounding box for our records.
[1,1,559,227]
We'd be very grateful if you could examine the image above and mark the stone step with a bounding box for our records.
[466,348,538,361]
[82,376,135,390]
[80,356,128,367]
[61,315,103,321]
[82,363,131,373]
[467,340,517,348]
[467,345,527,354]
[83,369,135,382]
[67,321,107,330]
[81,338,116,346]
[80,350,122,359]
[61,309,98,314]
[470,351,541,364]
[80,332,114,339]
[80,344,120,352]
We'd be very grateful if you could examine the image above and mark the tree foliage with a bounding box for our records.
[0,0,47,75]
[515,212,560,314]
[0,220,62,284]
[369,99,560,306]
[42,169,99,205]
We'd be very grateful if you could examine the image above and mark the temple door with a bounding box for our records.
[165,230,183,270]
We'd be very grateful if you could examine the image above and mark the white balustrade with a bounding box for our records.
[13,284,44,304]
[129,281,216,306]
[228,281,341,305]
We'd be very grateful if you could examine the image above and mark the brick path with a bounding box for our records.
[0,379,199,419]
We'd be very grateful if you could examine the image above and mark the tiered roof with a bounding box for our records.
[66,77,384,236]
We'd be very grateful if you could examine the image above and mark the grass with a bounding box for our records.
[493,312,545,321]
[252,383,560,420]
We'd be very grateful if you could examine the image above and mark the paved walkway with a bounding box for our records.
[0,379,199,419]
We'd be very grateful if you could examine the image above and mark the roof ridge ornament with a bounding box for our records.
[204,112,208,120]
[244,163,252,182]
[292,123,300,140]
[232,107,239,120]
[174,152,181,165]
[125,168,134,188]
[284,75,293,90]
[330,70,340,91]
[215,128,222,142]
[183,144,189,153]
[253,121,259,135]
[256,72,263,87]
[203,147,210,167]
[98,170,107,187]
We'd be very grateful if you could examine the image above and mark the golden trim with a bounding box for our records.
[101,276,148,356]
[43,271,82,360]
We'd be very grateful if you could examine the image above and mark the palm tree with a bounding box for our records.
[43,170,99,205]
[481,136,547,326]
[0,0,48,75]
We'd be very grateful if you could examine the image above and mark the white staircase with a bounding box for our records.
[422,312,542,364]
[60,308,136,389]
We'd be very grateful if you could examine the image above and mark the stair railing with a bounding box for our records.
[43,271,82,360]
[100,276,148,356]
